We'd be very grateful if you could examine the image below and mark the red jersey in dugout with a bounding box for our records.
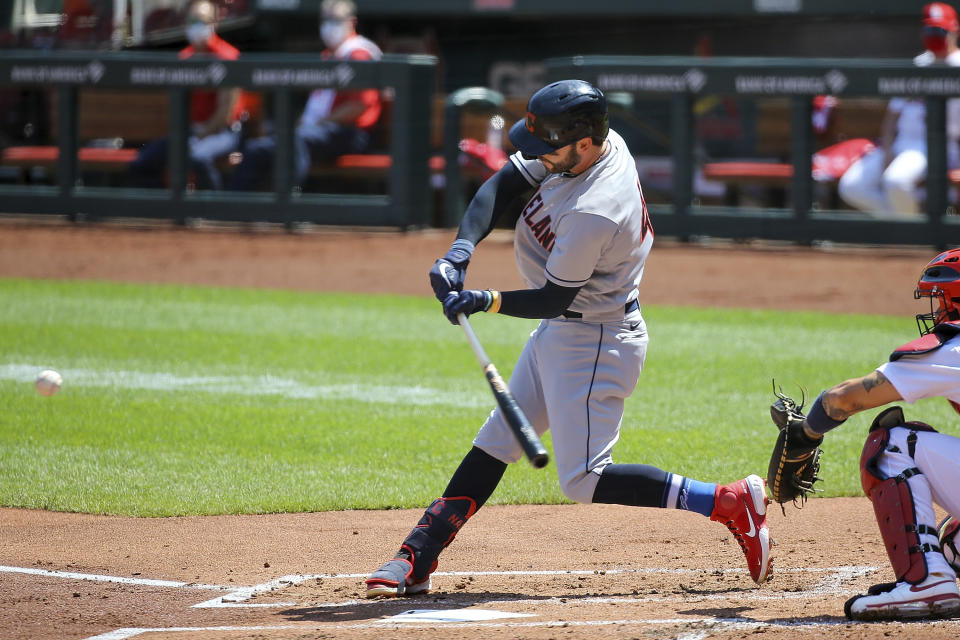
[303,34,382,130]
[890,320,960,414]
[178,34,248,125]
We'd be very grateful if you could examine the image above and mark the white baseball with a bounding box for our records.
[35,369,63,396]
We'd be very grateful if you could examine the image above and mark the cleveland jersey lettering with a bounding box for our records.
[520,191,556,251]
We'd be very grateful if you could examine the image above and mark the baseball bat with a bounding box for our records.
[457,313,549,469]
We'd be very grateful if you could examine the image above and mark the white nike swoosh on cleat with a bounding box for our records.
[744,505,756,538]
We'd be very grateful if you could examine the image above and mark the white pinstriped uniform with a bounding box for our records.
[473,129,655,503]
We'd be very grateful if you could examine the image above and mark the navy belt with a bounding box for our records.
[563,298,639,319]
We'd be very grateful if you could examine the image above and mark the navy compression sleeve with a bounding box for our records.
[499,280,581,319]
[456,162,532,246]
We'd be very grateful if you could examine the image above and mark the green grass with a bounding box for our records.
[0,278,953,516]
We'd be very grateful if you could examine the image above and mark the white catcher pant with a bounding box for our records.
[875,426,960,578]
[473,314,648,504]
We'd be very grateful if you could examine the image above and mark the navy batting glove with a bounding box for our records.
[428,239,474,301]
[442,290,493,325]
[429,258,466,301]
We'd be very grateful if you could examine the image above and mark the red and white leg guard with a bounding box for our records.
[859,407,946,584]
[845,408,960,621]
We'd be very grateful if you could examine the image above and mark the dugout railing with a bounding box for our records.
[548,55,960,248]
[0,51,436,228]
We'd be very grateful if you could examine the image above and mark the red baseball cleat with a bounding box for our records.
[710,474,772,584]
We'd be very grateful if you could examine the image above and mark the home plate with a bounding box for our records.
[387,608,535,623]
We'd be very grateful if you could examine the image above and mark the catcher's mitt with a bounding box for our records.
[767,383,823,511]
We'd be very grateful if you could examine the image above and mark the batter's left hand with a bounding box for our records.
[442,290,493,324]
[429,257,467,301]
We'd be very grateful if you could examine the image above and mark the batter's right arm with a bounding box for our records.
[429,163,531,301]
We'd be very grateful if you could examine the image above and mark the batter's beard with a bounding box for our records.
[542,146,581,174]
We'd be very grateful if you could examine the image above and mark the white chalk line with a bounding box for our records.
[1,363,487,407]
[0,566,881,609]
[193,574,303,608]
[0,565,224,591]
[34,564,948,640]
[87,613,959,640]
[194,564,884,609]
[6,562,884,610]
[84,626,298,640]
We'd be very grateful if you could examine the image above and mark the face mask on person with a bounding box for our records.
[923,26,950,56]
[320,19,350,49]
[187,22,214,47]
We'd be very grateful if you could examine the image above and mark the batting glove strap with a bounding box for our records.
[486,289,501,313]
[442,290,492,324]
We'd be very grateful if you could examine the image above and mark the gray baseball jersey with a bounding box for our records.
[510,129,653,321]
[474,128,655,502]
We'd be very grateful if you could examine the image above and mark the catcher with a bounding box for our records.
[768,248,960,621]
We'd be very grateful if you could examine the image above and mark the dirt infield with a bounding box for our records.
[1,220,957,640]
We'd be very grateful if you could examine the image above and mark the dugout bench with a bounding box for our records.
[0,51,439,228]
[0,63,517,228]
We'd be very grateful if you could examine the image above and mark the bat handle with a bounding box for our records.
[457,313,491,367]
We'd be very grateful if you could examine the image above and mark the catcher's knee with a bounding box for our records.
[860,407,940,584]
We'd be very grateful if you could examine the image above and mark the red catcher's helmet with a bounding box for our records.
[915,248,960,334]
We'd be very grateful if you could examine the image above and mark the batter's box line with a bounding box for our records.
[192,565,884,609]
[85,625,299,640]
[83,615,960,639]
[0,564,226,591]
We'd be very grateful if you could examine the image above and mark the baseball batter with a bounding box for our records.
[769,248,960,621]
[365,80,772,598]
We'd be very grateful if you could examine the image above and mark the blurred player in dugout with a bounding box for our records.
[838,2,960,218]
[227,0,382,191]
[128,0,254,191]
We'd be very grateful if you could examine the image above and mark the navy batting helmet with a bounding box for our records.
[508,79,609,157]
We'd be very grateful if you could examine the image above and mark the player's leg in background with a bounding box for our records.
[189,127,241,190]
[128,137,170,189]
[227,135,276,191]
[881,149,926,216]
[294,121,370,186]
[837,149,890,214]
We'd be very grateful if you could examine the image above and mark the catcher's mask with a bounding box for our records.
[915,248,960,334]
